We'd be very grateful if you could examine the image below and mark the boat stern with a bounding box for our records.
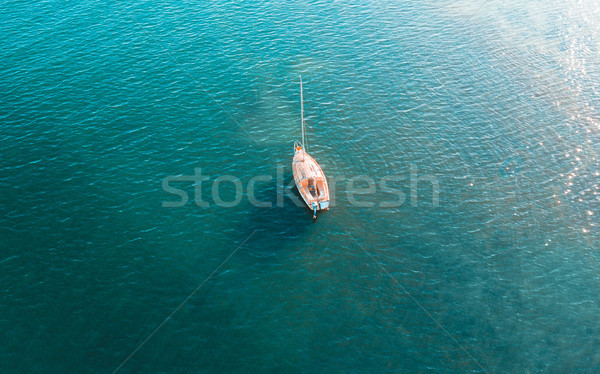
[319,200,330,210]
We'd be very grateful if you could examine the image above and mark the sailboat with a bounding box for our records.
[292,76,330,220]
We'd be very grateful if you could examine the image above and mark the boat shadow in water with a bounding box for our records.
[234,169,319,258]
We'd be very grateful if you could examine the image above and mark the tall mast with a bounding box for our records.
[300,76,306,152]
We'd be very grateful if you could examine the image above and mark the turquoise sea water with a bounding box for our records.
[1,0,600,372]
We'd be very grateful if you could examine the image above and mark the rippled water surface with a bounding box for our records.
[1,0,599,372]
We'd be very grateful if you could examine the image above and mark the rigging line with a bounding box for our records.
[350,237,489,374]
[112,230,258,374]
[167,51,259,144]
[300,75,307,153]
[129,14,258,144]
